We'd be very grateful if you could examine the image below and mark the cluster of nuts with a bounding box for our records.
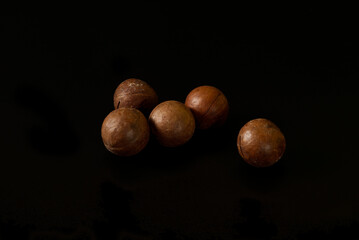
[101,78,286,167]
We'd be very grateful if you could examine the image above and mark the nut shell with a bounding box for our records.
[185,85,229,129]
[113,78,158,114]
[237,118,286,167]
[149,100,195,147]
[101,108,150,156]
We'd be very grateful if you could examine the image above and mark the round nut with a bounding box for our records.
[185,85,229,129]
[101,108,150,156]
[149,100,195,147]
[113,78,158,114]
[237,118,286,167]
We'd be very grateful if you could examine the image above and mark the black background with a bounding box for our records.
[1,3,359,240]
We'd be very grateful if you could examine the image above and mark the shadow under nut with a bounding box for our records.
[237,118,286,167]
[149,100,195,147]
[113,78,158,114]
[185,85,229,129]
[101,108,150,156]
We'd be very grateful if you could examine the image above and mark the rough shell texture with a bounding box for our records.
[185,85,229,129]
[149,100,195,147]
[113,78,158,114]
[101,108,150,156]
[237,118,286,167]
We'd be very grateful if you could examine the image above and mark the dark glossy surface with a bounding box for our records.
[2,3,359,240]
[237,119,286,167]
[185,85,229,129]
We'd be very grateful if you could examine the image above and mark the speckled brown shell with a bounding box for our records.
[185,85,229,129]
[113,78,158,114]
[237,118,286,167]
[149,100,195,147]
[101,108,150,156]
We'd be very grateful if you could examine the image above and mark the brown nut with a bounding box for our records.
[149,100,195,147]
[113,78,158,114]
[185,85,229,129]
[237,118,286,167]
[101,108,150,156]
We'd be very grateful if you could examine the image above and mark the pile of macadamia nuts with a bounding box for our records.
[101,78,286,167]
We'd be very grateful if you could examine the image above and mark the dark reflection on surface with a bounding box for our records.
[234,198,278,239]
[94,181,143,239]
[297,221,359,240]
[0,220,30,240]
[14,84,79,155]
